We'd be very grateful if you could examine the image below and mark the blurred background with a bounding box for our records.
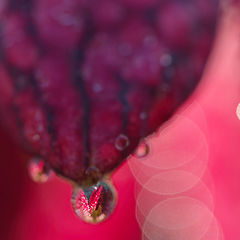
[1,3,240,240]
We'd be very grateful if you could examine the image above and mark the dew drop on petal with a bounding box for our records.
[115,134,130,151]
[160,53,172,67]
[71,180,117,224]
[28,157,51,183]
[134,141,149,158]
[32,134,40,142]
[92,83,103,93]
[140,112,147,120]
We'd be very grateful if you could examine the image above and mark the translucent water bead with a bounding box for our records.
[72,180,117,223]
[28,157,51,183]
[134,141,149,158]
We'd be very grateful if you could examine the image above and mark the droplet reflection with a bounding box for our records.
[28,157,51,183]
[134,141,149,158]
[115,134,130,151]
[72,180,117,223]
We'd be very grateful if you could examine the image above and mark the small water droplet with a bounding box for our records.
[140,112,147,120]
[134,141,149,158]
[160,54,172,67]
[93,83,103,93]
[28,157,51,183]
[32,134,40,142]
[115,134,130,151]
[72,180,117,223]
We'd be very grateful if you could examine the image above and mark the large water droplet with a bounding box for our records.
[72,180,117,223]
[28,157,51,183]
[115,134,130,151]
[134,141,149,158]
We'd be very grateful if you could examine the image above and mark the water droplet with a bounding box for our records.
[140,112,147,120]
[93,83,103,93]
[32,134,40,142]
[236,103,240,120]
[28,157,51,183]
[160,54,172,67]
[134,141,149,158]
[72,180,117,223]
[115,134,130,151]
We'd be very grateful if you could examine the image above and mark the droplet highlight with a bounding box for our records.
[134,141,149,158]
[28,157,51,183]
[160,53,172,67]
[115,134,130,151]
[72,180,117,223]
